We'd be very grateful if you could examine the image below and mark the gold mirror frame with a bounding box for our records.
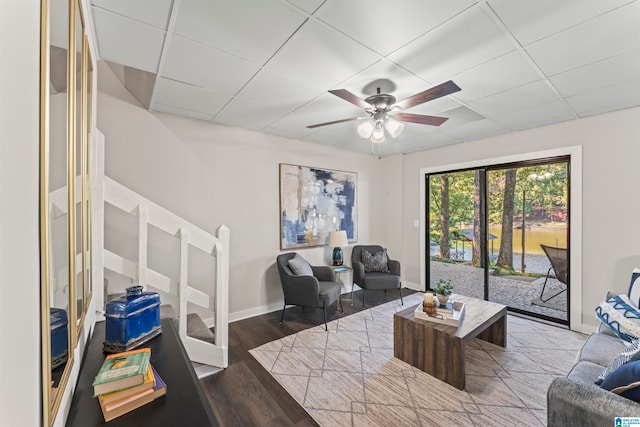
[40,0,89,424]
[74,0,85,329]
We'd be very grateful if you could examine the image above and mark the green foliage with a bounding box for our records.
[433,279,453,296]
[428,162,568,242]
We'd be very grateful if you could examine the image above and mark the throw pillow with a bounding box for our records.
[600,360,640,402]
[598,338,640,383]
[287,255,313,276]
[629,268,640,308]
[595,294,640,343]
[362,249,390,273]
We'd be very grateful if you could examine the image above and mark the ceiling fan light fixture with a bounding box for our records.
[371,126,385,143]
[385,117,404,138]
[357,120,374,139]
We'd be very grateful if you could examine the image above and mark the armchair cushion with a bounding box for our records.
[288,254,313,276]
[362,249,390,273]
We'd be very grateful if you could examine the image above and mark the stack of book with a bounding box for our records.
[92,347,167,422]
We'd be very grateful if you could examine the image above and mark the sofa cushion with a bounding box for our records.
[577,332,627,367]
[598,338,640,383]
[567,360,608,385]
[595,294,640,343]
[288,255,313,276]
[601,360,640,402]
[629,268,640,308]
[362,249,390,273]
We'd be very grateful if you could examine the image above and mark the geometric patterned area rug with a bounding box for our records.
[249,293,588,427]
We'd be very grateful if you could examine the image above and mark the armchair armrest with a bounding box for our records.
[388,259,400,276]
[282,275,320,307]
[311,266,336,282]
[547,377,640,427]
[352,261,365,286]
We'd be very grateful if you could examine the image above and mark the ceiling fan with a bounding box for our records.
[306,80,461,143]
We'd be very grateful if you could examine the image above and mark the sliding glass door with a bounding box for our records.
[426,157,569,324]
[428,169,486,301]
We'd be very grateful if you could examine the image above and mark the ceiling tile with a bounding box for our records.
[566,79,640,117]
[467,80,560,118]
[152,77,230,116]
[403,130,462,151]
[526,1,640,76]
[439,118,510,141]
[496,99,575,130]
[488,0,633,46]
[264,19,380,89]
[389,6,515,83]
[550,50,640,98]
[453,51,541,102]
[286,0,324,14]
[316,0,475,56]
[91,0,173,30]
[88,0,640,156]
[302,122,355,145]
[161,35,260,94]
[213,97,293,130]
[335,138,378,155]
[172,0,307,65]
[150,103,215,122]
[437,106,485,129]
[92,7,165,73]
[235,68,324,107]
[262,126,306,140]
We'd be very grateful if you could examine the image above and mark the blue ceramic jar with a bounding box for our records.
[104,285,161,353]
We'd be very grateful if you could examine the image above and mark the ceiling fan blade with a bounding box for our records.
[328,89,372,109]
[393,112,449,126]
[393,80,461,110]
[306,116,367,129]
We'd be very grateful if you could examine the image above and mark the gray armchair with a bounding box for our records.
[352,245,403,307]
[276,253,343,331]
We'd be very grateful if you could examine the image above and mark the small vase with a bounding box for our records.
[436,294,449,306]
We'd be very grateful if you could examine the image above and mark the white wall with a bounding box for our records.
[0,0,41,425]
[400,107,640,331]
[96,61,404,321]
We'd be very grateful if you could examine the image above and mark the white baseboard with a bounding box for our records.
[402,281,422,291]
[229,302,283,323]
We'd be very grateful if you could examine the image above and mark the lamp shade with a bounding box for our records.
[328,230,348,247]
[385,117,404,138]
[357,120,374,139]
[371,127,385,143]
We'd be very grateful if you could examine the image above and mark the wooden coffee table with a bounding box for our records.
[393,294,507,390]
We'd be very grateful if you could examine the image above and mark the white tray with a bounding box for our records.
[414,301,465,327]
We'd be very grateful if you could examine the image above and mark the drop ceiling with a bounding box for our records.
[90,0,640,156]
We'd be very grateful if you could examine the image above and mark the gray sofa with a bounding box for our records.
[547,318,640,426]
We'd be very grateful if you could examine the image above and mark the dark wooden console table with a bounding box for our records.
[66,318,219,426]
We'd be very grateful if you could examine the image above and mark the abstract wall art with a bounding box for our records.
[279,163,357,249]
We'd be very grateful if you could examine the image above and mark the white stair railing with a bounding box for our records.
[101,177,230,369]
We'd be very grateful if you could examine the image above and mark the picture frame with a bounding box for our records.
[279,163,357,249]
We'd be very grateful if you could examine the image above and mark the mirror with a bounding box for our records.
[84,36,93,311]
[75,0,84,328]
[41,0,74,424]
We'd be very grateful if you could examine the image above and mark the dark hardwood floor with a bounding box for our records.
[199,288,414,427]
